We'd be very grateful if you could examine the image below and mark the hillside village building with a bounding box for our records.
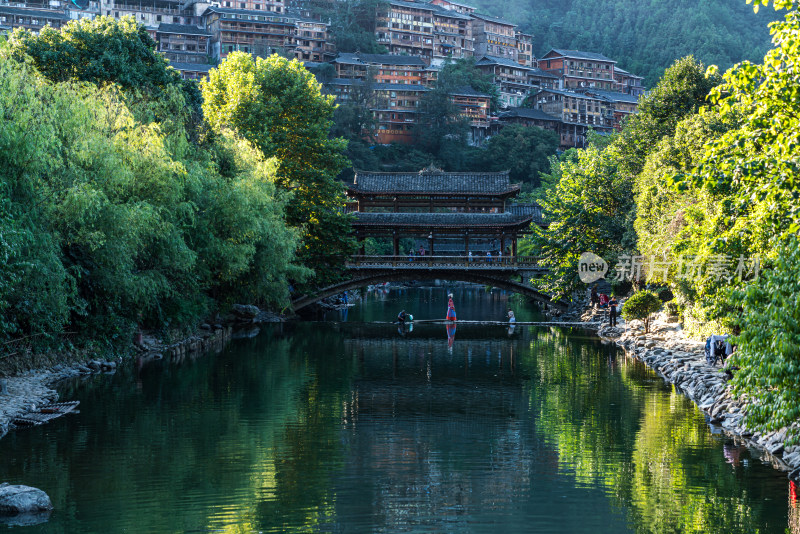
[540,49,621,92]
[0,0,645,148]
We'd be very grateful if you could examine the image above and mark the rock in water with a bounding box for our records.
[0,484,53,515]
[0,379,7,395]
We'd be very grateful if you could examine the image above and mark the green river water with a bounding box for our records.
[0,286,795,533]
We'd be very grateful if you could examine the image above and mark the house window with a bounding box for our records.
[156,15,161,21]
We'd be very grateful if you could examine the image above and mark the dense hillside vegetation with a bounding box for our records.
[467,0,777,86]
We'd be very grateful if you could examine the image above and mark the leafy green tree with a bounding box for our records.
[527,57,720,300]
[727,237,800,443]
[480,124,559,188]
[202,52,354,287]
[438,57,500,111]
[0,43,301,348]
[528,143,631,300]
[7,16,201,116]
[621,291,662,333]
[613,56,720,183]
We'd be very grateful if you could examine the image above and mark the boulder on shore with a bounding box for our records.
[231,304,260,320]
[0,484,53,515]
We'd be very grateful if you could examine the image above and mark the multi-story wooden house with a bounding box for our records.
[431,2,473,63]
[0,5,68,33]
[531,88,613,147]
[515,31,533,67]
[527,67,559,91]
[375,0,435,62]
[372,82,429,144]
[613,67,645,97]
[497,107,562,137]
[539,49,621,92]
[156,23,211,64]
[330,52,427,84]
[203,6,296,59]
[450,85,491,144]
[293,17,334,62]
[472,12,516,62]
[101,0,199,31]
[429,0,475,16]
[576,88,639,130]
[475,55,532,109]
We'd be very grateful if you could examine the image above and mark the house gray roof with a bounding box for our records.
[576,88,639,104]
[545,49,616,63]
[471,12,515,26]
[450,85,490,98]
[157,23,211,36]
[534,88,597,100]
[528,67,559,79]
[202,6,296,24]
[352,212,533,228]
[332,52,426,67]
[373,83,429,91]
[388,0,435,11]
[475,55,532,70]
[500,107,561,122]
[429,3,473,20]
[350,169,517,195]
[169,62,214,72]
[614,67,644,79]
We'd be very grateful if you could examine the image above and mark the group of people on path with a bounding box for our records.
[590,285,619,327]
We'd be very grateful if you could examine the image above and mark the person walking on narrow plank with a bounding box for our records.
[446,293,457,321]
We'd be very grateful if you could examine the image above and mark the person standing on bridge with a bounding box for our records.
[446,293,457,322]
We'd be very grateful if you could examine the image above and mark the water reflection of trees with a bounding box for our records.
[0,321,790,533]
[526,331,786,533]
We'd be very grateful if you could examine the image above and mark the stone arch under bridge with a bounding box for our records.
[290,265,568,313]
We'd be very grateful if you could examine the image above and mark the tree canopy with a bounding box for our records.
[202,52,354,287]
[7,16,201,115]
[0,24,303,349]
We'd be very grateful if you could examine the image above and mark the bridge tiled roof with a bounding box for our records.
[352,212,533,228]
[351,169,518,195]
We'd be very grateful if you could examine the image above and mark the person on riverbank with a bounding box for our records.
[608,295,619,327]
[397,310,407,325]
[507,309,516,324]
[418,245,425,257]
[446,294,457,321]
[591,285,599,307]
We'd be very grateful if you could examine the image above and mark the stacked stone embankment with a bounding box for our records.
[584,305,800,480]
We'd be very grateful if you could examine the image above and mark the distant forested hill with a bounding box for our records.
[468,0,778,86]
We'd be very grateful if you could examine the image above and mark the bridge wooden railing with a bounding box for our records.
[346,255,543,269]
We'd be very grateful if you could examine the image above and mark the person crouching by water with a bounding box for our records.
[507,309,516,324]
[608,294,619,327]
[397,310,407,325]
[446,294,457,321]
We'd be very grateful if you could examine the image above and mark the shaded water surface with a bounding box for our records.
[0,287,795,533]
